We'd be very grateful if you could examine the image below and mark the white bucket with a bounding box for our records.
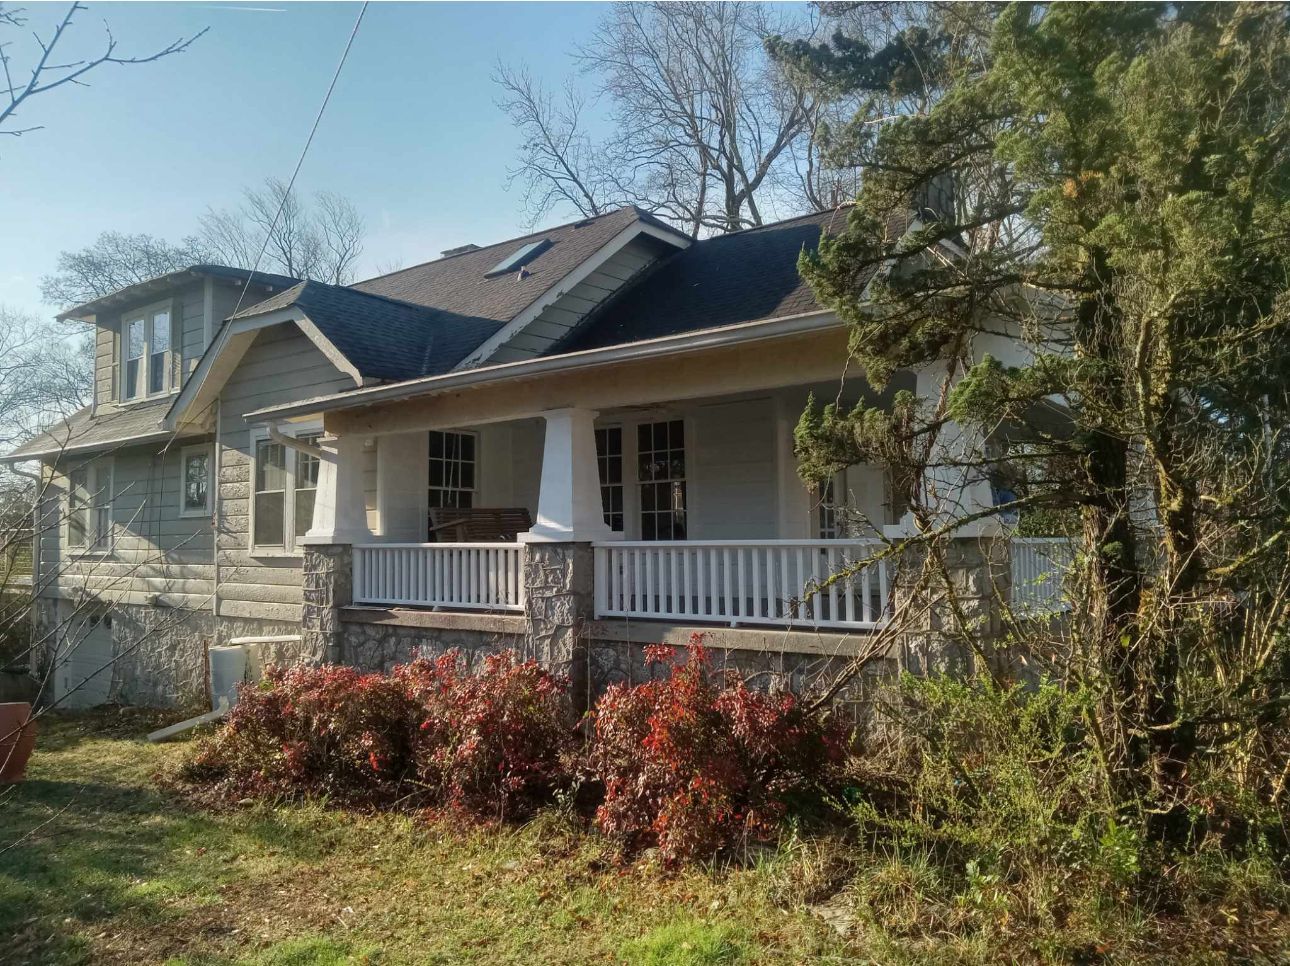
[208,644,249,710]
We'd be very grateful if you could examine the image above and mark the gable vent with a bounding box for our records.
[485,238,552,277]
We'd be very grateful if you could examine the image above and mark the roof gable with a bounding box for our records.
[559,208,852,354]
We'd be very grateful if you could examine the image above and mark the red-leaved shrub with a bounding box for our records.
[587,637,846,864]
[395,650,575,818]
[184,650,574,818]
[184,663,422,803]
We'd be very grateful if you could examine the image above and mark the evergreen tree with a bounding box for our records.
[776,3,1290,836]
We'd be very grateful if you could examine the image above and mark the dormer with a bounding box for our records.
[57,266,298,409]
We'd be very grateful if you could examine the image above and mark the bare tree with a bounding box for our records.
[0,3,205,140]
[495,62,613,225]
[200,178,366,285]
[0,306,90,448]
[498,2,822,236]
[39,232,211,308]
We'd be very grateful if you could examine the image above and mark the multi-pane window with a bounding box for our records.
[294,433,321,539]
[428,431,476,510]
[68,459,112,552]
[180,445,211,517]
[121,304,173,401]
[637,420,686,540]
[595,426,624,532]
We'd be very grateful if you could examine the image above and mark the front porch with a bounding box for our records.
[295,379,1071,638]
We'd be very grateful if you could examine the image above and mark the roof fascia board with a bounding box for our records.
[246,308,837,424]
[455,221,691,370]
[3,428,180,464]
[165,308,305,430]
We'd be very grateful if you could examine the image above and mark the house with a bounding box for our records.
[5,206,1069,710]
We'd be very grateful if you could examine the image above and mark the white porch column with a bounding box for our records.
[301,432,374,545]
[890,362,999,539]
[522,407,614,544]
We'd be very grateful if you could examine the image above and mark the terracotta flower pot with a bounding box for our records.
[0,702,37,783]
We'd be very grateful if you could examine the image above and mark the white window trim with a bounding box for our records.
[427,429,480,510]
[248,422,321,556]
[119,298,177,404]
[178,444,213,519]
[66,456,114,556]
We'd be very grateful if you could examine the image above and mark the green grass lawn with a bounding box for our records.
[0,709,851,965]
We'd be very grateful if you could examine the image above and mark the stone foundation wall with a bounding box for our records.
[337,615,524,673]
[28,594,310,710]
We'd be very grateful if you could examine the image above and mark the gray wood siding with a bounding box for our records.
[487,238,662,364]
[92,282,207,407]
[215,323,354,623]
[37,441,216,610]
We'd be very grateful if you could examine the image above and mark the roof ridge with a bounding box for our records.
[351,206,644,288]
[704,204,854,240]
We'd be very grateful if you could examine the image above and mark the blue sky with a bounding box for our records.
[1,1,614,319]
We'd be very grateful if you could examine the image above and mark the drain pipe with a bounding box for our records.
[212,398,222,648]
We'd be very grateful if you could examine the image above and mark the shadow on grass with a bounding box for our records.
[0,711,342,964]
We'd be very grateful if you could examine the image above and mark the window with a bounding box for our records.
[180,445,211,518]
[294,433,321,539]
[428,431,476,510]
[121,303,173,401]
[124,318,145,401]
[253,439,288,549]
[68,459,112,552]
[595,426,624,532]
[251,429,323,553]
[637,420,686,540]
[148,310,171,395]
[817,476,840,539]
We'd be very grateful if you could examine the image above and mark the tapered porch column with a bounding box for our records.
[521,408,610,711]
[301,432,373,546]
[300,432,372,665]
[523,407,614,544]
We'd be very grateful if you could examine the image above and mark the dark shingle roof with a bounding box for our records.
[57,265,299,322]
[229,206,687,382]
[559,208,854,353]
[5,397,194,462]
[233,281,501,381]
[351,207,679,326]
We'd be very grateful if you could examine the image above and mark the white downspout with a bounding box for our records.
[212,398,222,646]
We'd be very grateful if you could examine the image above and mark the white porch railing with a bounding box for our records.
[1010,538,1075,614]
[593,539,890,630]
[352,543,525,612]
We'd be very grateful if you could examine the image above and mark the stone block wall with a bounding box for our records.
[523,542,594,702]
[301,544,352,664]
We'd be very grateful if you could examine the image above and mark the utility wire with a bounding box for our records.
[228,0,369,321]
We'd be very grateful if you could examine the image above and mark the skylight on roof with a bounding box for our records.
[485,238,552,277]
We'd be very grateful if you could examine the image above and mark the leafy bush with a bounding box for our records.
[183,650,574,818]
[588,638,846,864]
[395,650,575,818]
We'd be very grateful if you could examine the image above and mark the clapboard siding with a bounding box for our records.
[487,237,665,364]
[215,322,354,623]
[36,438,217,607]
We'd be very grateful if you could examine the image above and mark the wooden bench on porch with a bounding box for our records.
[427,507,533,543]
